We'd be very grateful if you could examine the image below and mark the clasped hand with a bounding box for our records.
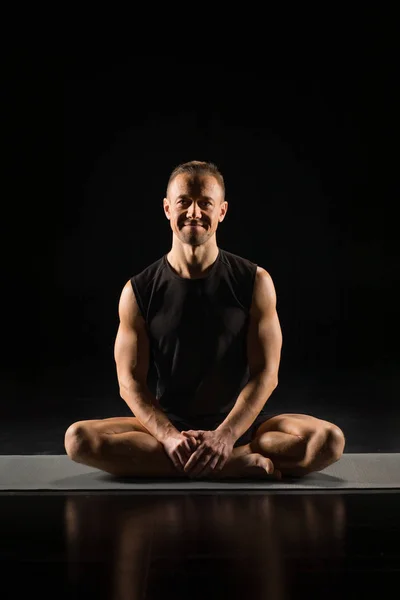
[180,429,235,479]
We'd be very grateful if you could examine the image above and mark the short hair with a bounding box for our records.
[166,160,225,198]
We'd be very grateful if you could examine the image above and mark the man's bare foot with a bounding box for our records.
[209,452,282,481]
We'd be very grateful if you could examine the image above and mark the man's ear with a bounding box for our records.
[163,197,170,219]
[220,201,228,221]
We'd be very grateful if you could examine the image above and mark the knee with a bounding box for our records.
[324,425,346,461]
[64,422,96,461]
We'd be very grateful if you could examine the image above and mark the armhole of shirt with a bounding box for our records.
[130,277,146,322]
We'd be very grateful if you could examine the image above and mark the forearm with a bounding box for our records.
[120,382,179,443]
[216,373,278,441]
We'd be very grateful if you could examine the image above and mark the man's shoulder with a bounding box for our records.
[221,250,275,295]
[219,248,257,271]
[130,254,165,281]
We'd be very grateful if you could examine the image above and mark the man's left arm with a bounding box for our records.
[215,267,283,443]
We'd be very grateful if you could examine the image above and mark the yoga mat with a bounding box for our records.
[0,453,399,491]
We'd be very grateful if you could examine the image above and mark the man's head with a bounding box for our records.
[163,160,228,247]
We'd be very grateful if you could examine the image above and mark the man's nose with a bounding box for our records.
[186,203,203,218]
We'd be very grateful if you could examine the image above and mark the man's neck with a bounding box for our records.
[167,246,219,279]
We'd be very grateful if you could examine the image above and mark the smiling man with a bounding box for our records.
[65,160,345,480]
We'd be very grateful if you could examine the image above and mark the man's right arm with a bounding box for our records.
[114,280,180,443]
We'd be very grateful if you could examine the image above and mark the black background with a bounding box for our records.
[2,50,398,438]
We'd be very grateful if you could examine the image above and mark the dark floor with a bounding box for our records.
[1,366,399,598]
[1,491,399,598]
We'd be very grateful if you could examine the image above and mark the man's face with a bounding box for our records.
[163,173,228,247]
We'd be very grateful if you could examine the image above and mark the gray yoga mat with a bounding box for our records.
[0,453,399,490]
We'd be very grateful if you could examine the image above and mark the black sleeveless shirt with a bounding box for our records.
[130,248,258,424]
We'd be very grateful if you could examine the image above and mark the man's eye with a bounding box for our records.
[179,201,210,206]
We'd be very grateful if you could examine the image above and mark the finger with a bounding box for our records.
[183,438,193,454]
[184,438,197,459]
[182,436,198,455]
[200,454,221,478]
[212,454,225,473]
[190,436,200,449]
[181,430,200,438]
[188,452,212,478]
[192,457,212,479]
[174,453,185,471]
[184,451,198,471]
[218,456,229,471]
[182,430,206,438]
[184,448,203,473]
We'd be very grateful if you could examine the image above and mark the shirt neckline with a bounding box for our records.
[164,249,221,281]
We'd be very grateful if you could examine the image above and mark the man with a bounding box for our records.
[65,160,345,480]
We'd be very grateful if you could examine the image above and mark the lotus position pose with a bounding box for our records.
[65,160,345,480]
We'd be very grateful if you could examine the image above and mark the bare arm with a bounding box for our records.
[216,267,282,440]
[114,280,180,443]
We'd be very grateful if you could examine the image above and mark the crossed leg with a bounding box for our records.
[65,413,345,480]
[65,416,282,480]
[65,417,186,478]
[248,413,346,477]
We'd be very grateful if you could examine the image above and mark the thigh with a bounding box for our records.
[73,416,152,436]
[253,412,332,440]
[233,412,278,448]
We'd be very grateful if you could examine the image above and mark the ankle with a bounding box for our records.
[230,442,253,459]
[208,450,253,479]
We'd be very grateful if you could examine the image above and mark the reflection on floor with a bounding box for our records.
[1,492,399,598]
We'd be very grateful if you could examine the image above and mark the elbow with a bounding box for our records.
[256,371,278,389]
[119,376,150,398]
[118,378,141,398]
